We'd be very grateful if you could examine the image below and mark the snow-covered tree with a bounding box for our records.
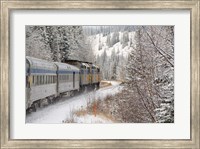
[111,32,119,46]
[26,26,53,61]
[125,26,174,123]
[26,26,94,63]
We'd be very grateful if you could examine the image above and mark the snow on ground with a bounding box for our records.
[26,81,122,124]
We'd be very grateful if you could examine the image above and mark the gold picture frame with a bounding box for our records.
[1,0,199,148]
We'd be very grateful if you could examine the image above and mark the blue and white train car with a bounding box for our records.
[54,62,80,95]
[26,56,57,110]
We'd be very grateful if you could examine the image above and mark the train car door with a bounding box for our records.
[26,59,31,109]
[73,72,75,88]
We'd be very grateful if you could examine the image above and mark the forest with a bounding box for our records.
[26,25,174,123]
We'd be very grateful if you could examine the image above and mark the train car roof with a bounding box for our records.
[54,62,79,71]
[26,56,57,71]
[63,59,92,64]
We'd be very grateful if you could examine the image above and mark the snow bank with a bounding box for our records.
[26,81,122,123]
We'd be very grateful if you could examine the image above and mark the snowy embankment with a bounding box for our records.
[26,81,122,123]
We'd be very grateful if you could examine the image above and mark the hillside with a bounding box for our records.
[88,31,136,81]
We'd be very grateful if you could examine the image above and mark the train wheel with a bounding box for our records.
[84,86,88,93]
[40,98,48,108]
[97,83,100,89]
[26,107,34,114]
[47,96,54,104]
[94,84,97,90]
[70,91,74,97]
[33,102,40,112]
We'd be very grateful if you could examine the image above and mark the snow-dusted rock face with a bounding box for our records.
[88,31,136,81]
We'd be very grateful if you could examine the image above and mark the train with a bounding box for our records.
[26,56,101,112]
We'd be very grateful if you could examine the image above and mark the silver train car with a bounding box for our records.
[26,56,101,112]
[54,62,79,95]
[26,56,57,110]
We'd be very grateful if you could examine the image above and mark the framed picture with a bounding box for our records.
[1,0,199,148]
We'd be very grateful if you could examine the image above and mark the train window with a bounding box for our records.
[42,76,44,84]
[26,76,28,88]
[53,76,55,83]
[35,75,36,85]
[53,76,56,83]
[39,76,41,85]
[34,75,36,85]
[34,76,37,85]
[37,76,39,85]
[46,76,48,84]
[35,76,37,85]
[66,75,69,80]
[43,76,45,84]
[40,76,42,84]
[32,75,34,85]
[47,76,50,84]
[44,75,46,84]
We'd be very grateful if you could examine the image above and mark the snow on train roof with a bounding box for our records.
[92,64,99,69]
[82,62,90,68]
[26,56,56,70]
[54,62,79,71]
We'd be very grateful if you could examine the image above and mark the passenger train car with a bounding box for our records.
[26,56,101,112]
[26,56,57,110]
[54,62,80,95]
[63,59,101,90]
